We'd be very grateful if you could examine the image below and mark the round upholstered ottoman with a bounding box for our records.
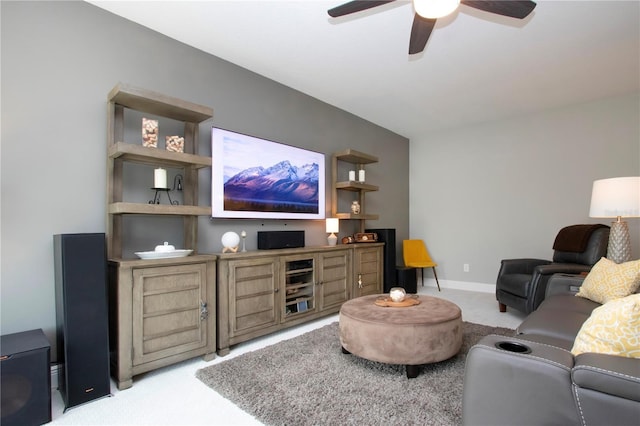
[339,294,463,378]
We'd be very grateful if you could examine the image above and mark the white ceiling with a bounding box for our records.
[88,0,639,139]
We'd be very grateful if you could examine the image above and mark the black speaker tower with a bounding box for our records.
[54,233,111,410]
[366,228,396,292]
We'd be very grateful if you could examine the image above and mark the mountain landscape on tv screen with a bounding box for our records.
[223,160,319,213]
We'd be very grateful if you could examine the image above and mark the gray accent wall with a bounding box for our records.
[1,1,409,356]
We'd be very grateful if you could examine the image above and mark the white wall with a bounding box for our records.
[410,93,640,290]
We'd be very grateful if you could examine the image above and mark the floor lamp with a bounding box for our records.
[589,176,640,263]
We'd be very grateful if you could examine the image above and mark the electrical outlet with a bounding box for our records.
[463,263,470,272]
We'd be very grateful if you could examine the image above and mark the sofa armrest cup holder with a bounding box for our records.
[495,341,532,354]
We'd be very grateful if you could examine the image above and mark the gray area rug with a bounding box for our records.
[197,321,514,426]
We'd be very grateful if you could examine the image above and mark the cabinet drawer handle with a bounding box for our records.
[200,301,209,321]
[274,288,279,293]
[358,274,363,289]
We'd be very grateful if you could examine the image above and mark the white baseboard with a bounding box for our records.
[420,278,495,294]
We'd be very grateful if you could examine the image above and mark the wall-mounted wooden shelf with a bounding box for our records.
[331,149,379,233]
[108,142,211,169]
[108,202,210,216]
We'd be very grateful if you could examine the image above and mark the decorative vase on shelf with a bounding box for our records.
[351,201,361,215]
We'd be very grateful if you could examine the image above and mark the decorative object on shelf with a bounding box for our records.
[351,200,361,215]
[326,218,340,246]
[358,167,365,183]
[241,231,247,252]
[134,250,193,260]
[134,242,193,259]
[340,232,378,244]
[221,231,240,253]
[589,176,640,263]
[154,168,167,189]
[150,168,179,205]
[348,170,356,181]
[354,232,378,242]
[149,188,179,205]
[389,287,407,302]
[155,241,175,252]
[172,174,183,191]
[165,135,184,152]
[142,118,158,147]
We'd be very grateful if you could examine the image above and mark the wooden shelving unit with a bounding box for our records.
[331,149,379,231]
[105,83,216,390]
[106,82,213,259]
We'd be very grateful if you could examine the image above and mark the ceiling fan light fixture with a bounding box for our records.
[414,0,460,19]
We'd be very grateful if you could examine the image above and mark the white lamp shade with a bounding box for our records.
[326,218,340,233]
[414,0,460,19]
[589,176,640,218]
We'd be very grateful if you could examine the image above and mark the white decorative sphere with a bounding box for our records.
[221,231,240,249]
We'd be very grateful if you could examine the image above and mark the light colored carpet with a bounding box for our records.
[196,321,514,426]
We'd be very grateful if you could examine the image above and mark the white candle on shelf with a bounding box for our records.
[154,168,167,188]
[358,169,365,183]
[348,170,356,181]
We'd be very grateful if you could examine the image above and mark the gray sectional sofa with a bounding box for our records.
[462,273,640,426]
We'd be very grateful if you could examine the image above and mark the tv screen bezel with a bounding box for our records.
[211,127,326,220]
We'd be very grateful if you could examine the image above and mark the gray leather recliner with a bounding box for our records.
[496,225,609,314]
[463,274,640,426]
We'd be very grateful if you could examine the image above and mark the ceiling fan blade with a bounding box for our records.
[328,0,396,18]
[460,0,537,19]
[409,14,437,55]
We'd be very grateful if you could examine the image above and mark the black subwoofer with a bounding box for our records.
[54,233,111,410]
[1,329,51,426]
[396,266,418,294]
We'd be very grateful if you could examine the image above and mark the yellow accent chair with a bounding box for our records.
[403,239,441,291]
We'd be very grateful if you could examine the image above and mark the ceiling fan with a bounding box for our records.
[328,0,537,54]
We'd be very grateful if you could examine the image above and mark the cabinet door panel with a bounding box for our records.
[354,246,383,297]
[319,251,350,310]
[132,263,208,365]
[229,259,278,335]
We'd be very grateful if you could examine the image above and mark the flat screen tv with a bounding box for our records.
[211,127,325,219]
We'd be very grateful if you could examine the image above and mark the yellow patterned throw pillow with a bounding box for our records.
[576,257,640,304]
[571,294,640,358]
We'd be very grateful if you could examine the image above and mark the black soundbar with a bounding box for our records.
[257,231,305,250]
